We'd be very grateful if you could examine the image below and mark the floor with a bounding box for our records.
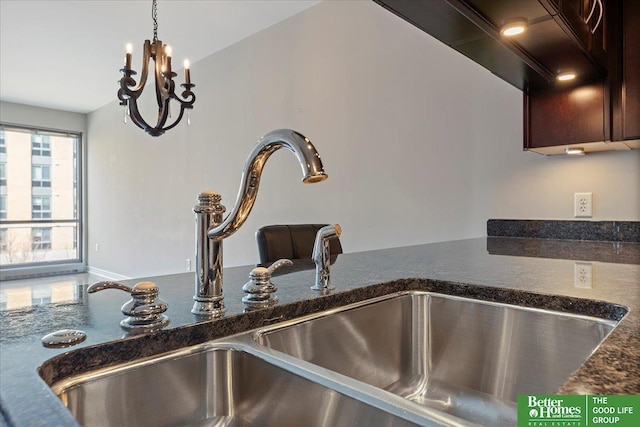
[0,272,108,311]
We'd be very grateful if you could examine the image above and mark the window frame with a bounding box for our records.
[0,123,84,279]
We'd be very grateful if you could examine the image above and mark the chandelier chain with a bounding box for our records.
[152,0,158,42]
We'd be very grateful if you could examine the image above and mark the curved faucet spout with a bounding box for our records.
[208,129,327,242]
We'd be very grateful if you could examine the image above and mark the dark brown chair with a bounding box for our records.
[256,224,343,264]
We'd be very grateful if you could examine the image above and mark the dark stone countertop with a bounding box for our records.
[487,219,640,243]
[1,237,639,426]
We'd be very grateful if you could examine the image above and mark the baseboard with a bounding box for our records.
[0,262,85,281]
[86,266,131,281]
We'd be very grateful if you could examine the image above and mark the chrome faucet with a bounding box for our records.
[192,129,327,316]
[192,191,226,316]
[311,224,342,291]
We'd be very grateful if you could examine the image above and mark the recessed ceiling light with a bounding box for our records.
[501,18,528,36]
[557,71,577,81]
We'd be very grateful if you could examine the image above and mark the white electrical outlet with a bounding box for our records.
[95,243,99,252]
[186,259,191,271]
[574,192,593,218]
[574,262,593,288]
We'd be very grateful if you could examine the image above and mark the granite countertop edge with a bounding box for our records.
[1,237,639,427]
[39,278,637,394]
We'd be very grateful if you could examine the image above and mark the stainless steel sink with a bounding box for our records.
[51,345,421,427]
[48,290,619,427]
[254,291,618,426]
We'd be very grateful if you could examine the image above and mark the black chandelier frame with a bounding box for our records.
[117,0,195,137]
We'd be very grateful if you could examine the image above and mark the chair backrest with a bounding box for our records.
[256,224,343,264]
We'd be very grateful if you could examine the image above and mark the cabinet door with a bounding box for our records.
[620,0,640,139]
[549,0,608,69]
[524,81,605,148]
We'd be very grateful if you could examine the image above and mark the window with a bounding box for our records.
[31,134,51,156]
[32,227,52,250]
[0,130,5,153]
[0,229,6,252]
[0,124,83,276]
[32,164,51,187]
[32,196,51,219]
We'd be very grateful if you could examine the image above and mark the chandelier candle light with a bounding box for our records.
[118,0,195,137]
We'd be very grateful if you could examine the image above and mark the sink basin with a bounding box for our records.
[51,345,421,427]
[255,291,618,426]
[47,290,620,427]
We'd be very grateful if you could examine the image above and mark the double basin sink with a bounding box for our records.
[47,291,619,426]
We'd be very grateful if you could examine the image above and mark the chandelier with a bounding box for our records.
[117,0,195,137]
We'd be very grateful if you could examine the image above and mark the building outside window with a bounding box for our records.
[0,130,6,154]
[0,228,7,252]
[32,227,52,250]
[32,196,51,219]
[31,164,51,188]
[31,134,51,156]
[0,162,6,186]
[0,125,83,277]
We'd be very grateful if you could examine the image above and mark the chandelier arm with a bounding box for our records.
[153,97,172,132]
[154,71,167,109]
[155,88,195,133]
[118,40,153,101]
[117,75,137,104]
[126,98,154,133]
[152,41,173,108]
[173,87,196,106]
[119,77,145,100]
[130,39,153,93]
[160,105,188,133]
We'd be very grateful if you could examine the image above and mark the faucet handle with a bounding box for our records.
[267,258,294,275]
[87,280,133,294]
[311,224,342,291]
[242,258,293,308]
[88,281,170,333]
[88,280,156,294]
[312,224,342,262]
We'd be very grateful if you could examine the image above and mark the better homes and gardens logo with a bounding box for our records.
[518,395,639,427]
[522,395,583,425]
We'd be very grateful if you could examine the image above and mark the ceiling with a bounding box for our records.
[0,0,322,114]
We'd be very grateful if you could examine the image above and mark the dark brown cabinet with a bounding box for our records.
[374,0,639,154]
[610,0,640,142]
[525,0,640,153]
[552,0,608,68]
[524,81,605,151]
[374,0,605,92]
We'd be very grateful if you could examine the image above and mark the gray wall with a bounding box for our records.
[1,101,87,134]
[81,1,639,278]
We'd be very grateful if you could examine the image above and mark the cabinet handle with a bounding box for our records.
[585,0,604,34]
[592,0,603,34]
[585,0,598,25]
